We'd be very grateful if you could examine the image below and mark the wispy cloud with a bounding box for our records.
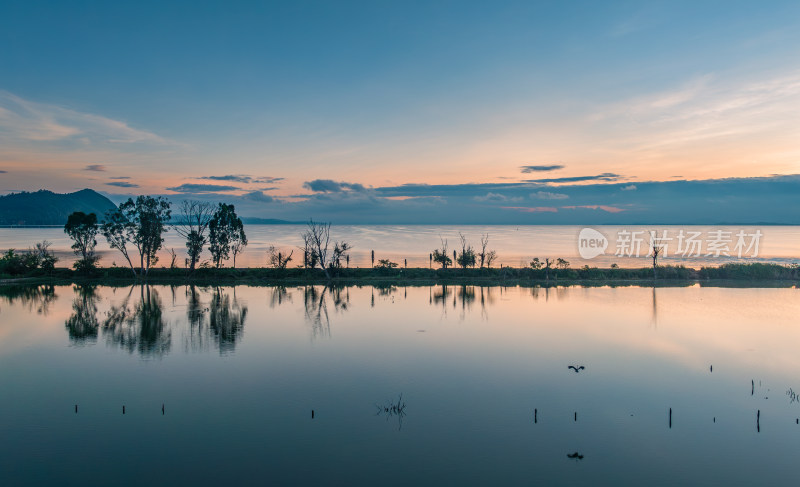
[303,179,366,193]
[473,192,522,202]
[621,184,637,191]
[84,164,106,172]
[0,91,173,146]
[520,164,565,173]
[502,206,559,213]
[563,205,625,213]
[106,181,139,188]
[110,176,131,180]
[200,175,253,183]
[167,183,240,193]
[531,191,569,200]
[526,173,621,184]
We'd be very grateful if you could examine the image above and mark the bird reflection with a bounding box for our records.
[0,284,57,315]
[567,452,584,460]
[65,285,99,344]
[103,285,171,358]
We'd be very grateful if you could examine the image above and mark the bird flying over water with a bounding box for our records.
[568,365,585,373]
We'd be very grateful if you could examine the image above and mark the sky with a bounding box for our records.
[1,0,800,223]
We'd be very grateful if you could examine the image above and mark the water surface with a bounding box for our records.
[1,283,799,485]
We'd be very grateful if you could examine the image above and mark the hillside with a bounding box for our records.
[0,189,116,226]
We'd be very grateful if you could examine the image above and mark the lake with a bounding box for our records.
[1,283,799,485]
[2,224,800,269]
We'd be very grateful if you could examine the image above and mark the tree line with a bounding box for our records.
[64,197,247,276]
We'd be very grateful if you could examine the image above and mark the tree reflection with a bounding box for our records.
[303,285,349,339]
[268,286,292,308]
[184,285,247,354]
[0,284,57,315]
[103,285,171,358]
[209,287,247,355]
[65,285,100,344]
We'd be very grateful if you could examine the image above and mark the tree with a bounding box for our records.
[649,230,665,279]
[301,220,331,279]
[432,238,452,269]
[174,200,214,271]
[331,241,352,269]
[230,224,248,268]
[209,203,245,268]
[375,259,398,269]
[64,211,99,272]
[101,208,137,276]
[556,258,570,269]
[456,233,477,269]
[478,234,491,268]
[267,246,293,269]
[126,196,171,276]
[371,250,375,268]
[28,241,57,273]
[530,257,543,270]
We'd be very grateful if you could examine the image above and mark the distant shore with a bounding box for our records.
[0,263,797,287]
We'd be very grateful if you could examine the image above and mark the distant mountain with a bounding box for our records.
[0,189,117,226]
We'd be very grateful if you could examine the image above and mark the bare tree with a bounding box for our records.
[267,245,294,269]
[649,230,665,279]
[302,220,331,279]
[174,201,214,271]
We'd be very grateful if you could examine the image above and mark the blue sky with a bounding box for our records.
[1,1,800,222]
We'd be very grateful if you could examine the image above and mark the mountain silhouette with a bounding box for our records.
[0,189,116,225]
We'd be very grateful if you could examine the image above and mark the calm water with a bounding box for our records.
[2,224,800,268]
[1,283,800,485]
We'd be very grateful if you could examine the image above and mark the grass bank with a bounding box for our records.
[0,263,798,287]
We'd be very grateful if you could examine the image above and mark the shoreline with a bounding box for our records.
[1,263,798,288]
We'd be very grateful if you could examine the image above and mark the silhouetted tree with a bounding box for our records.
[174,200,214,271]
[331,241,351,269]
[302,220,332,279]
[101,208,137,276]
[478,233,497,269]
[64,211,99,272]
[432,238,452,269]
[267,245,293,269]
[456,232,477,269]
[556,258,570,269]
[208,203,246,268]
[115,196,172,276]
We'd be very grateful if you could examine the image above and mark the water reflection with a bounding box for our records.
[184,286,248,355]
[209,287,247,354]
[303,285,349,339]
[103,286,171,358]
[0,284,57,315]
[65,285,99,344]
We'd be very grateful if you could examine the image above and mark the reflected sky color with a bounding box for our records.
[1,283,800,485]
[2,224,799,269]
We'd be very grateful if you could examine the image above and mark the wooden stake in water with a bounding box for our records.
[669,408,672,428]
[534,409,537,424]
